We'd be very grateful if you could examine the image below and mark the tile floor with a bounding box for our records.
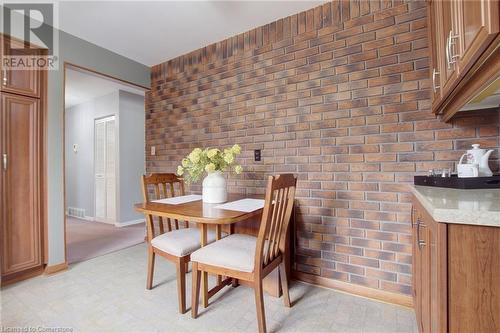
[1,244,417,332]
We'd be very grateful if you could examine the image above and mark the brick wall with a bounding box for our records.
[146,0,500,297]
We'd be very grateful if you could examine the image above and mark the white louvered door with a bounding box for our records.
[94,116,116,223]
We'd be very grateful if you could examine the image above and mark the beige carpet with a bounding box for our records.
[66,217,145,263]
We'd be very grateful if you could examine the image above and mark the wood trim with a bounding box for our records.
[441,36,500,122]
[292,270,414,308]
[63,64,68,264]
[1,265,45,286]
[41,54,48,266]
[65,62,150,91]
[44,261,68,275]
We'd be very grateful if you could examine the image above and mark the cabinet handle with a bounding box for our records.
[446,32,452,69]
[450,32,460,62]
[2,154,7,170]
[432,68,440,93]
[416,217,426,249]
[2,68,6,85]
[446,30,460,69]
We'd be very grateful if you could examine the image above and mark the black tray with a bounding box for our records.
[414,174,500,189]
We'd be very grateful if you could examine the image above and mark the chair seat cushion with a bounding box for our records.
[151,228,217,257]
[190,234,258,273]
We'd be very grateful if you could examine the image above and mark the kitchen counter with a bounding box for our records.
[411,185,500,227]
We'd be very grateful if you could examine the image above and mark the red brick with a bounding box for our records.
[148,3,500,299]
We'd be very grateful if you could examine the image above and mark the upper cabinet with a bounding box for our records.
[428,0,499,120]
[456,0,499,72]
[428,0,443,110]
[438,0,461,99]
[0,35,42,98]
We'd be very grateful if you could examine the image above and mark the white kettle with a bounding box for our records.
[462,144,494,177]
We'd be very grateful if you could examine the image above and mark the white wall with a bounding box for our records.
[65,90,145,225]
[1,7,150,265]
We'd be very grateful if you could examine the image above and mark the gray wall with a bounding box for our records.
[48,31,150,265]
[118,91,145,223]
[65,92,118,219]
[1,7,150,265]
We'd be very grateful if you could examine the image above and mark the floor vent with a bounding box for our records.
[67,207,86,219]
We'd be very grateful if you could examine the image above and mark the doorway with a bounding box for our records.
[64,63,148,264]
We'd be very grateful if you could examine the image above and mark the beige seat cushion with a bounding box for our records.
[190,234,258,273]
[151,228,217,257]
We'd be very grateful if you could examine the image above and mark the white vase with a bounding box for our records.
[202,171,227,203]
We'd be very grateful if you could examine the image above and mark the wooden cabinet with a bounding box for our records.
[427,0,443,109]
[427,0,499,119]
[456,0,499,73]
[436,0,461,100]
[412,197,500,333]
[412,201,447,333]
[1,36,41,98]
[0,34,46,285]
[0,94,43,276]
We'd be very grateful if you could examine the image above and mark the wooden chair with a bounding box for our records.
[190,174,297,333]
[141,173,217,314]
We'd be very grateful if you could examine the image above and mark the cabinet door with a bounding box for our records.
[428,0,443,111]
[413,200,448,333]
[1,93,43,276]
[436,0,461,99]
[426,213,448,333]
[456,0,499,74]
[411,208,422,331]
[419,215,431,333]
[1,37,41,98]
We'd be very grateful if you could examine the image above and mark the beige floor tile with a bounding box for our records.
[1,243,417,332]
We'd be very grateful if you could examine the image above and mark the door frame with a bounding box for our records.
[62,62,149,264]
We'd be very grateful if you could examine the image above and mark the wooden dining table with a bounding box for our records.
[134,193,282,307]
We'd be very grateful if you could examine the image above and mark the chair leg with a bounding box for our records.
[176,259,187,314]
[146,248,155,290]
[279,261,291,307]
[254,281,267,333]
[191,262,201,319]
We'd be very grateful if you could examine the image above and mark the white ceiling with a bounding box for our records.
[58,1,324,66]
[65,67,146,108]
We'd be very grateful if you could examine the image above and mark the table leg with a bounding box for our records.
[216,225,222,286]
[228,224,238,287]
[200,224,208,308]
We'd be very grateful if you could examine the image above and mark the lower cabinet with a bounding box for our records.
[412,197,500,333]
[0,92,44,284]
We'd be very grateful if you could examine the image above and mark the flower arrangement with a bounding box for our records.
[176,144,243,183]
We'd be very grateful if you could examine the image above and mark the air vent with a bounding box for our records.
[67,207,86,219]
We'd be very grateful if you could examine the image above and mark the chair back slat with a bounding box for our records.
[255,174,297,271]
[141,173,188,241]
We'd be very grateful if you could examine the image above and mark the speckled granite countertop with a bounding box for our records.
[411,185,500,227]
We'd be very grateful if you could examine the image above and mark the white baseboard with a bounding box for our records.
[115,219,145,227]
